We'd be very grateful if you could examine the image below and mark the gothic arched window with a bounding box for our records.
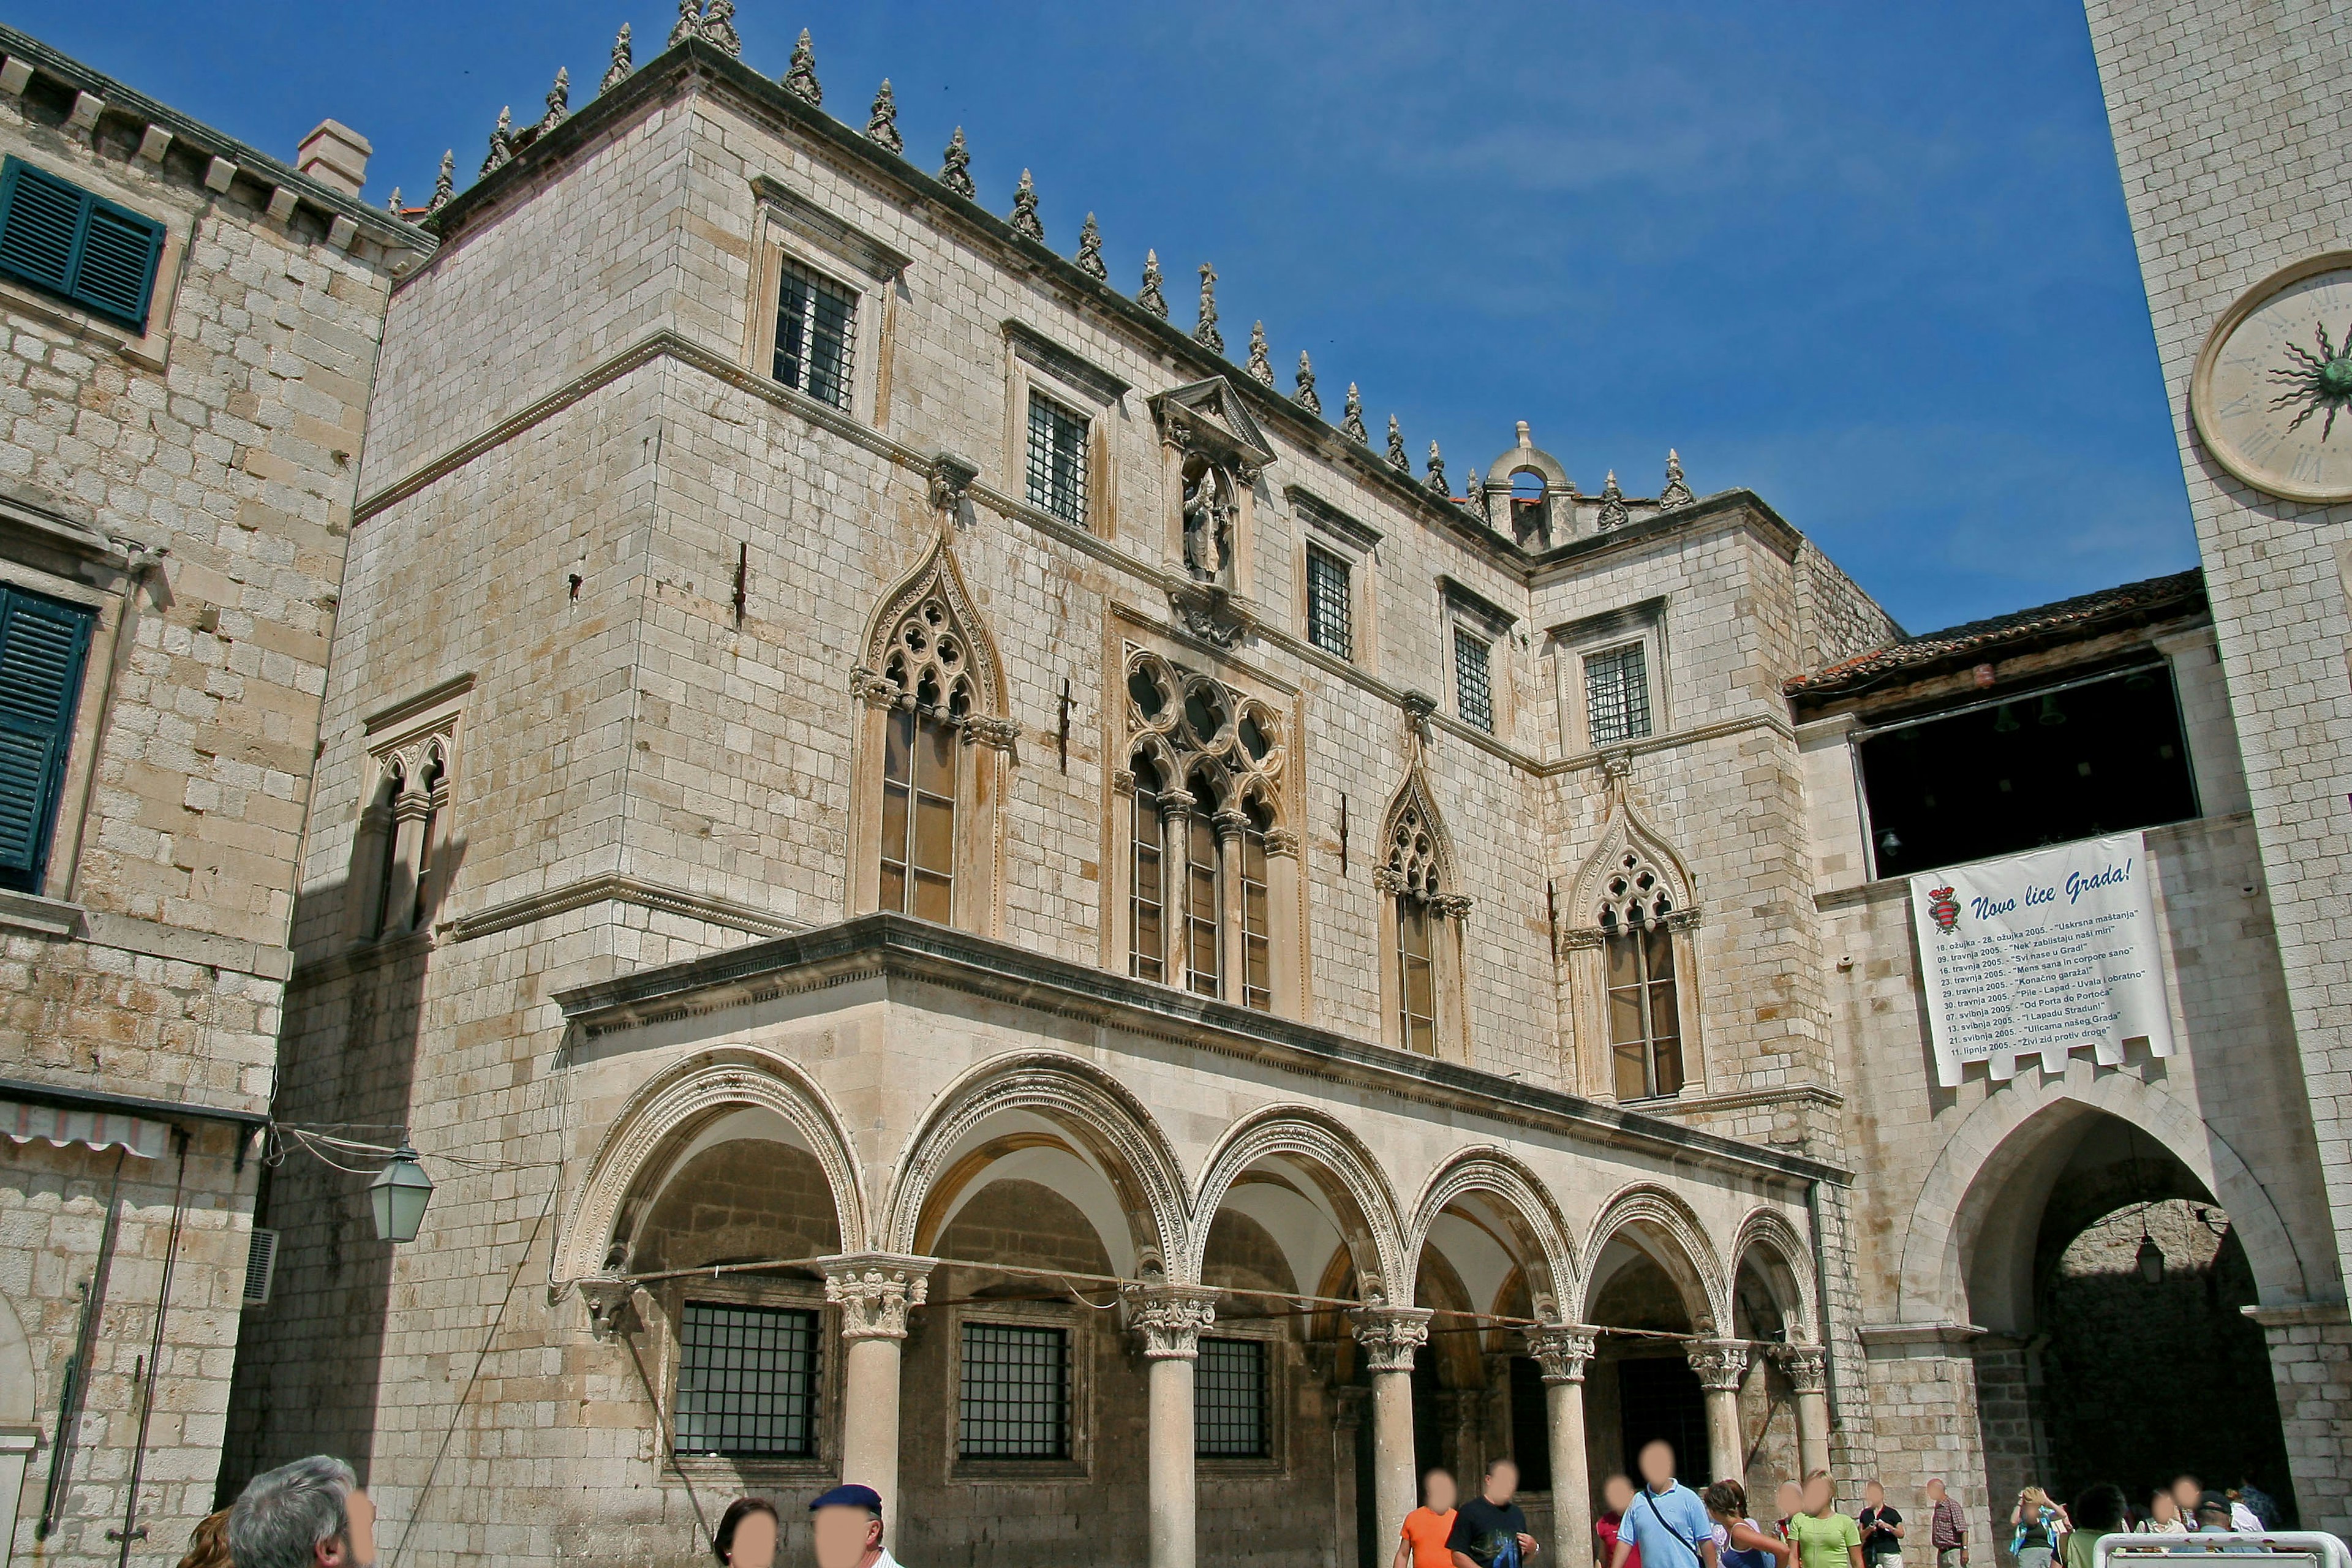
[1374,775,1469,1058]
[1598,854,1683,1099]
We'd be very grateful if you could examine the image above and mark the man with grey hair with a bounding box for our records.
[228,1455,376,1568]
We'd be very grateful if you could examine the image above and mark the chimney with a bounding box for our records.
[296,120,371,197]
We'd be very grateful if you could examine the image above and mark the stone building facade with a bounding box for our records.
[0,23,426,1568]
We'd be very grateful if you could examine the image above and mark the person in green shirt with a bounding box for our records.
[1785,1472,1864,1568]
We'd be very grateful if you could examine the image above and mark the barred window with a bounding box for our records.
[774,258,856,409]
[1585,642,1652,746]
[1453,629,1493,732]
[1027,393,1089,524]
[674,1302,819,1458]
[959,1322,1069,1460]
[1305,547,1352,660]
[1195,1337,1268,1458]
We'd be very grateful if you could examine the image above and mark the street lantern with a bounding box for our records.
[368,1143,434,1243]
[2136,1231,2166,1285]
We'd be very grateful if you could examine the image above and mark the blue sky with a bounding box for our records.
[12,0,2195,635]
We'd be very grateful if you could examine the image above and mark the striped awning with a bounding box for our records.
[1,1098,168,1158]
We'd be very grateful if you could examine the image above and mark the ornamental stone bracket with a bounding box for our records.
[1121,1282,1221,1361]
[1167,579,1251,650]
[929,451,980,522]
[820,1252,936,1341]
[1685,1337,1750,1391]
[1768,1342,1828,1393]
[1526,1324,1600,1384]
[1351,1305,1435,1374]
[962,714,1022,752]
[575,1272,647,1340]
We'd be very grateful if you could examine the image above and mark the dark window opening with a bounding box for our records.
[674,1302,819,1458]
[1859,664,2198,879]
[1196,1336,1268,1458]
[959,1322,1069,1460]
[1617,1355,1711,1487]
[1508,1355,1553,1491]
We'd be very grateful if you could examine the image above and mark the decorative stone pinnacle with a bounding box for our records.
[1193,263,1223,354]
[428,149,454,213]
[1660,447,1694,507]
[821,1253,934,1341]
[1139,249,1168,318]
[1597,469,1629,529]
[865,79,903,154]
[1245,322,1275,386]
[780,28,820,102]
[1527,1324,1599,1383]
[480,106,513,177]
[1387,415,1410,471]
[940,127,974,198]
[1343,383,1369,444]
[1351,1306,1434,1374]
[1465,466,1487,516]
[1426,440,1449,494]
[1009,168,1044,242]
[1294,350,1322,414]
[1685,1337,1750,1391]
[600,23,633,96]
[386,186,402,213]
[1076,213,1106,280]
[668,0,703,50]
[540,67,570,136]
[700,0,740,57]
[1123,1283,1219,1360]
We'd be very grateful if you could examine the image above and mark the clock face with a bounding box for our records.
[2193,252,2352,503]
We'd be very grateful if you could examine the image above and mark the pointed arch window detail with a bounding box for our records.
[1374,776,1469,1058]
[1599,852,1683,1099]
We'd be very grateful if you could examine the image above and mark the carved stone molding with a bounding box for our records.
[821,1253,936,1341]
[1167,581,1249,649]
[1262,826,1301,858]
[1686,1337,1750,1391]
[1110,767,1137,797]
[849,666,902,709]
[1768,1343,1828,1394]
[1123,1283,1220,1361]
[1431,893,1473,921]
[576,1273,646,1340]
[928,451,980,515]
[962,714,1022,752]
[1352,1306,1434,1374]
[1526,1324,1600,1384]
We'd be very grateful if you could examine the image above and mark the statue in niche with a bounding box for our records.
[1182,460,1231,582]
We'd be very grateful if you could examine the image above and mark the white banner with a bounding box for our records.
[1910,831,2175,1087]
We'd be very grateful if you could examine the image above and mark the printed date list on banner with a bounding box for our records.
[1909,831,2175,1087]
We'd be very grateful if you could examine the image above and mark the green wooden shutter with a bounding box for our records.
[0,158,165,332]
[0,585,96,886]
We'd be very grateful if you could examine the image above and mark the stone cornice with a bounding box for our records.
[439,873,809,946]
[551,912,1849,1189]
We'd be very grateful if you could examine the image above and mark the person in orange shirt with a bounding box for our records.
[1398,1468,1462,1568]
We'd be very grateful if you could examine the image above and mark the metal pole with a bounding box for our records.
[37,1148,127,1540]
[111,1128,190,1567]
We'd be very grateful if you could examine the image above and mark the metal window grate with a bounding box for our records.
[1453,628,1493,732]
[1305,546,1352,659]
[674,1302,820,1458]
[1195,1337,1268,1457]
[1585,641,1651,746]
[774,258,856,409]
[241,1227,279,1307]
[959,1322,1069,1459]
[1026,393,1089,524]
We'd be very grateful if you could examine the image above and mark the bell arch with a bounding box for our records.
[1189,1104,1409,1302]
[554,1046,868,1284]
[1403,1147,1580,1323]
[1580,1180,1730,1331]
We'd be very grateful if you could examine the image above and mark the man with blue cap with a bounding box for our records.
[810,1484,898,1568]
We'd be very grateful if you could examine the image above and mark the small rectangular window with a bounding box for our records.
[1026,392,1089,524]
[674,1302,820,1458]
[774,257,857,409]
[959,1322,1069,1460]
[1196,1337,1268,1458]
[1585,642,1652,747]
[1453,628,1493,733]
[1607,924,1683,1101]
[0,584,98,894]
[1305,547,1353,660]
[0,158,166,332]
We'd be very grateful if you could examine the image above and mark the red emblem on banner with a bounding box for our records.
[1926,886,1960,933]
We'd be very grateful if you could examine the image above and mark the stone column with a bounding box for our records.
[1128,1284,1219,1568]
[1529,1325,1599,1562]
[1214,808,1249,998]
[383,784,431,933]
[821,1253,933,1514]
[1771,1343,1831,1478]
[1355,1306,1434,1542]
[1686,1338,1750,1485]
[1161,790,1198,989]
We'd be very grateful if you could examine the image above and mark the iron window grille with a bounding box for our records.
[774,257,856,410]
[0,158,166,332]
[1195,1337,1268,1458]
[959,1322,1069,1460]
[1305,546,1353,660]
[674,1302,820,1458]
[1585,642,1652,747]
[1026,392,1089,524]
[1453,628,1493,733]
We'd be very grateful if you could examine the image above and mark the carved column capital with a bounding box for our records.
[1262,826,1301,858]
[1211,807,1251,842]
[1159,789,1198,820]
[850,666,902,709]
[1686,1337,1750,1391]
[1121,1283,1219,1361]
[962,715,1022,751]
[1351,1305,1434,1374]
[391,791,434,823]
[820,1253,935,1341]
[1526,1323,1600,1384]
[1111,767,1137,796]
[1768,1342,1828,1393]
[1431,893,1474,921]
[1371,866,1404,897]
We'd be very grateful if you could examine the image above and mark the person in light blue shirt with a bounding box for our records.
[1608,1441,1722,1568]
